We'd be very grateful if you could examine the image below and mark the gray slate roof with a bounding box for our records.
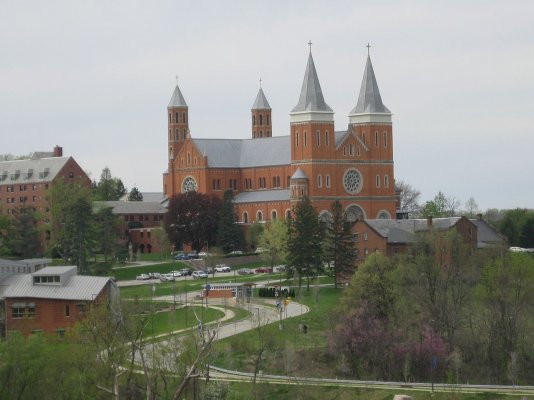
[168,84,188,108]
[0,269,112,301]
[367,218,462,243]
[193,136,290,168]
[470,219,505,248]
[234,189,290,204]
[0,156,70,184]
[291,53,332,113]
[119,192,167,203]
[350,56,391,114]
[252,88,271,110]
[94,201,167,214]
[291,168,307,179]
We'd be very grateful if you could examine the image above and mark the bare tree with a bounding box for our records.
[395,180,421,215]
[464,197,479,217]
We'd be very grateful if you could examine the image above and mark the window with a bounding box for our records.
[304,131,307,147]
[183,112,186,123]
[27,304,35,318]
[352,233,359,242]
[375,131,379,146]
[148,231,151,238]
[257,211,263,222]
[65,305,70,317]
[343,146,347,156]
[187,152,191,165]
[384,175,389,188]
[364,248,369,256]
[325,131,330,146]
[140,231,144,238]
[243,212,249,223]
[12,305,25,319]
[169,113,171,123]
[363,232,368,241]
[295,132,299,147]
[384,131,388,148]
[69,172,74,178]
[356,146,360,156]
[271,210,277,220]
[183,128,187,140]
[376,175,381,188]
[326,175,331,188]
[349,144,354,156]
[253,115,256,125]
[267,115,270,125]
[317,174,322,188]
[175,112,179,123]
[316,131,321,147]
[259,115,263,125]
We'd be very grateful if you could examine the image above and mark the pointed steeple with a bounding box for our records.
[168,84,188,108]
[252,88,271,110]
[291,53,332,113]
[350,55,390,114]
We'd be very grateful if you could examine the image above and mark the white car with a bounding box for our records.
[163,273,175,281]
[136,274,149,280]
[215,264,231,272]
[172,271,182,278]
[198,252,210,258]
[192,271,208,279]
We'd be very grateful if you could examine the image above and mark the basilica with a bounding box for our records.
[163,48,396,224]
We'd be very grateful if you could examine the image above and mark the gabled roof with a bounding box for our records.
[291,53,332,113]
[291,168,307,179]
[94,201,167,215]
[350,56,390,114]
[192,136,290,168]
[0,270,113,301]
[365,218,463,243]
[470,219,506,248]
[168,84,188,108]
[252,88,271,110]
[234,189,290,204]
[119,192,167,203]
[0,156,71,184]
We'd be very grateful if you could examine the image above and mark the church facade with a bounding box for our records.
[163,50,396,225]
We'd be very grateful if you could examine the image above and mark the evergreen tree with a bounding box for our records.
[94,206,121,265]
[325,200,356,288]
[66,197,95,274]
[286,196,324,291]
[127,186,143,201]
[520,216,534,248]
[93,167,127,201]
[216,190,244,253]
[9,206,41,258]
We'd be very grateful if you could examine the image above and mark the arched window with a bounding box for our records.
[304,131,307,147]
[316,131,321,147]
[267,115,270,125]
[376,175,381,188]
[243,212,249,224]
[183,112,187,123]
[325,131,329,146]
[375,131,379,146]
[285,209,292,220]
[187,152,191,165]
[169,113,171,123]
[317,174,322,188]
[253,115,256,125]
[384,131,388,148]
[271,210,277,220]
[384,175,389,188]
[349,144,354,156]
[259,115,263,125]
[343,146,347,156]
[326,174,331,188]
[175,128,179,140]
[183,128,187,140]
[296,132,299,147]
[257,211,263,222]
[175,112,179,123]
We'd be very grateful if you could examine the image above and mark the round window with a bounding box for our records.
[343,169,363,194]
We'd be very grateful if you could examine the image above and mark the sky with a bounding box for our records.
[1,1,533,211]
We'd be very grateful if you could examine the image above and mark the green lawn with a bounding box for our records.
[142,305,224,336]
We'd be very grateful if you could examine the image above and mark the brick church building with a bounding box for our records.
[163,48,396,225]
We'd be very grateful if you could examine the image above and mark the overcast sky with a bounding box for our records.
[1,1,533,211]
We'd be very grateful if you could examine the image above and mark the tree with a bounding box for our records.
[395,180,421,215]
[286,197,323,291]
[247,222,264,249]
[324,200,356,288]
[464,197,479,217]
[165,191,221,253]
[216,190,244,253]
[519,216,534,248]
[93,167,127,201]
[498,208,534,246]
[0,214,11,255]
[128,186,143,201]
[152,225,170,260]
[258,219,288,268]
[94,206,121,265]
[8,206,41,258]
[66,196,95,274]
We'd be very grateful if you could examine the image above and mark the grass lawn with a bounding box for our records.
[211,285,344,374]
[142,305,224,337]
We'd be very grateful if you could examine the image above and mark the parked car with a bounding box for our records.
[171,271,182,278]
[255,247,267,254]
[180,268,192,276]
[163,273,175,281]
[192,271,208,279]
[198,252,210,258]
[215,264,231,272]
[255,267,273,273]
[187,251,199,259]
[136,274,150,280]
[228,250,243,256]
[148,272,161,279]
[273,265,287,273]
[174,253,189,260]
[237,268,254,275]
[205,266,214,274]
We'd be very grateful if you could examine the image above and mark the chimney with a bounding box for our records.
[477,213,483,221]
[427,215,433,227]
[53,145,63,157]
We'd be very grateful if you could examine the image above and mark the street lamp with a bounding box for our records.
[430,319,435,394]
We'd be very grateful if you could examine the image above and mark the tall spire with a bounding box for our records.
[350,55,390,115]
[291,52,332,113]
[168,84,188,108]
[252,87,271,110]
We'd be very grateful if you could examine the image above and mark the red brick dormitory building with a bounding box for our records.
[163,49,397,225]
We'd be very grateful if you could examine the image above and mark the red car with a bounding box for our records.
[255,267,273,273]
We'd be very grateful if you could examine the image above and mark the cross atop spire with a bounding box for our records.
[259,77,262,88]
[366,43,371,56]
[308,40,313,54]
[175,75,179,84]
